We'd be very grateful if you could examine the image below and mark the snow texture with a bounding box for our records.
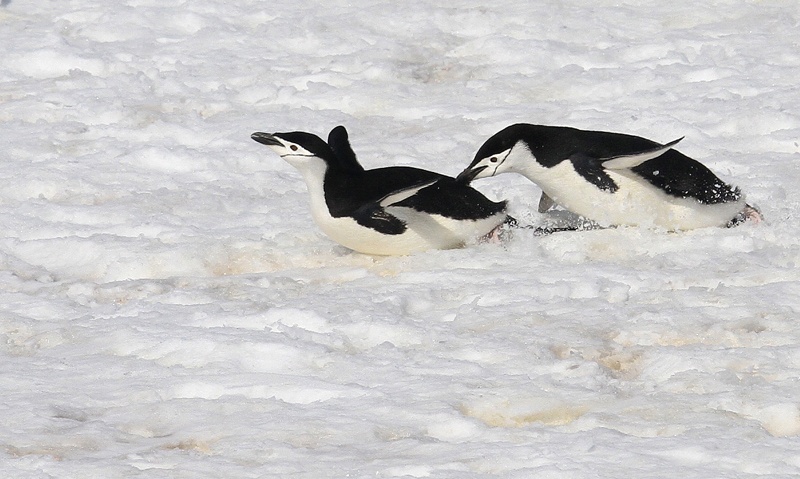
[2,1,800,478]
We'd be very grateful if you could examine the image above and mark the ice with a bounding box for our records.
[2,0,800,478]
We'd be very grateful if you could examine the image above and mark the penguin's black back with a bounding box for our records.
[323,126,506,220]
[324,166,505,220]
[631,150,741,204]
[324,166,443,218]
[516,125,662,167]
[393,175,507,220]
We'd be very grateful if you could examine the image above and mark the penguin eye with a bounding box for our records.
[489,156,498,163]
[290,145,298,151]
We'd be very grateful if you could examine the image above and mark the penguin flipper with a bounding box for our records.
[569,153,619,192]
[327,125,365,173]
[351,203,407,235]
[601,137,684,170]
[378,179,439,208]
[348,179,439,235]
[538,192,556,213]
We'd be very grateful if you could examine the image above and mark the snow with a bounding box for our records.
[2,0,800,477]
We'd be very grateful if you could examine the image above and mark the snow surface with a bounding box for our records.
[2,1,800,477]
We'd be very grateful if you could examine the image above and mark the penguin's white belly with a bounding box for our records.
[311,208,504,256]
[528,162,745,230]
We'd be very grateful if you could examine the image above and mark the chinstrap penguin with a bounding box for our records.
[251,125,512,255]
[457,123,762,231]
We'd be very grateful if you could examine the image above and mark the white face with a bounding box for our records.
[265,138,318,167]
[470,147,513,179]
[252,132,330,183]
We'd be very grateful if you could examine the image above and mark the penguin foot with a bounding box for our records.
[480,226,506,243]
[726,204,764,228]
[533,225,580,236]
[532,212,603,236]
[480,215,523,243]
[532,222,606,236]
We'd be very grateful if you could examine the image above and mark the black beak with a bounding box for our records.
[455,165,488,184]
[251,132,283,146]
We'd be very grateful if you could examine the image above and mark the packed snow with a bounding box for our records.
[2,1,800,477]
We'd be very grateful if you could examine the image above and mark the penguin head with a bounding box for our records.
[251,130,336,174]
[456,124,532,183]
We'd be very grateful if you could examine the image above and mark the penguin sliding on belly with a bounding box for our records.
[251,126,511,255]
[457,123,762,231]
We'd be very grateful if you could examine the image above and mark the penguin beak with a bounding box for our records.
[455,165,488,184]
[251,132,283,147]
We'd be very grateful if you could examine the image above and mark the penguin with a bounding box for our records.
[251,125,512,255]
[457,123,762,231]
